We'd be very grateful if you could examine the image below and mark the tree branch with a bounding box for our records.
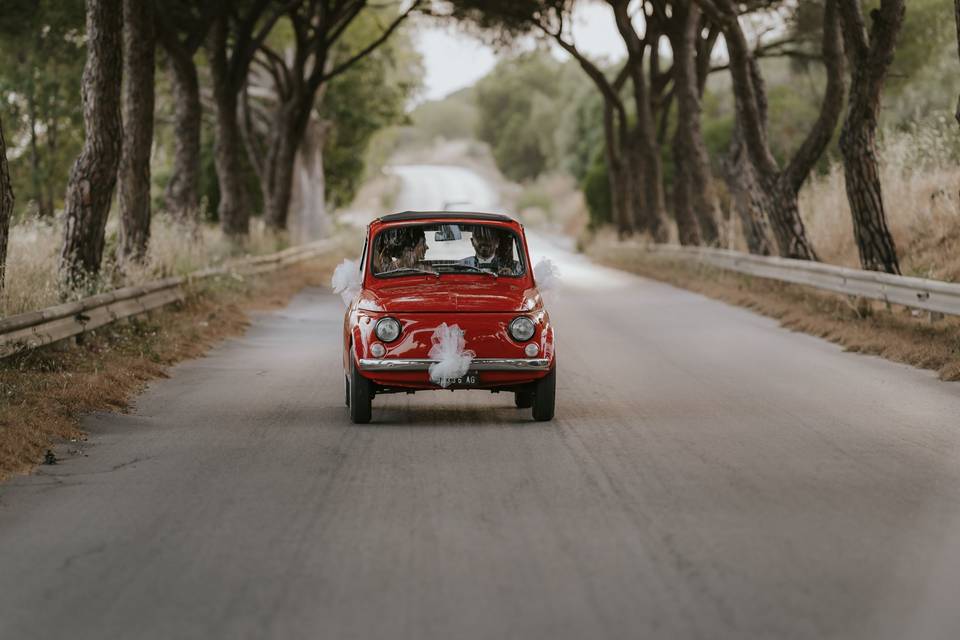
[313,0,421,88]
[784,0,846,193]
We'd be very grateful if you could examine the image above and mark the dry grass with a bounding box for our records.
[581,122,960,384]
[1,214,290,318]
[0,246,352,481]
[799,125,960,281]
[589,243,960,383]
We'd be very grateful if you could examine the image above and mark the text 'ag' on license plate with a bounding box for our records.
[452,372,480,386]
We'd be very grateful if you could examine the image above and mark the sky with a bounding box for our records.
[411,4,628,103]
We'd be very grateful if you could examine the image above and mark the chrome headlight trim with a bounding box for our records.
[509,316,536,342]
[375,317,401,343]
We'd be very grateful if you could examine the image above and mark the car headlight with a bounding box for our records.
[375,317,401,342]
[509,316,536,342]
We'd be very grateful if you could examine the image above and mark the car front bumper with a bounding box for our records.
[358,357,551,372]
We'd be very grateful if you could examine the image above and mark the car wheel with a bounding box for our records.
[514,391,534,408]
[350,358,372,424]
[531,366,556,422]
[344,375,350,407]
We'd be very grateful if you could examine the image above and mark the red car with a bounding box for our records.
[340,211,556,424]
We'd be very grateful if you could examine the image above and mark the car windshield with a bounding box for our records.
[371,223,526,278]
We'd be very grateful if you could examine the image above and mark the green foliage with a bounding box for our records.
[516,185,553,215]
[880,0,959,129]
[765,78,824,166]
[409,88,479,141]
[882,0,953,91]
[788,0,957,129]
[473,50,566,181]
[449,0,567,42]
[553,83,604,183]
[700,88,735,161]
[0,0,85,219]
[581,150,612,229]
[321,12,423,208]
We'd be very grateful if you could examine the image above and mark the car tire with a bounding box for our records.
[514,391,534,408]
[531,365,556,422]
[350,358,372,424]
[345,375,351,407]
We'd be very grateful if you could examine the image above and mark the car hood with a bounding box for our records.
[358,281,540,313]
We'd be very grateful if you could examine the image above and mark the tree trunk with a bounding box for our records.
[671,1,719,245]
[290,119,331,242]
[211,88,250,237]
[548,36,636,237]
[163,45,202,225]
[118,0,155,264]
[740,54,818,260]
[724,125,774,255]
[702,0,845,260]
[670,145,702,246]
[59,0,123,289]
[839,126,900,272]
[767,177,818,259]
[955,0,960,127]
[208,14,250,237]
[625,139,652,237]
[595,72,633,237]
[635,133,668,243]
[837,0,903,274]
[263,126,300,231]
[614,167,635,237]
[628,72,669,242]
[608,0,668,242]
[610,0,669,242]
[602,99,631,236]
[0,116,13,292]
[254,96,313,232]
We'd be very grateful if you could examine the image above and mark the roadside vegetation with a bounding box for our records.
[401,1,960,281]
[0,2,416,476]
[0,0,421,310]
[0,244,352,480]
[1,214,289,318]
[589,239,960,382]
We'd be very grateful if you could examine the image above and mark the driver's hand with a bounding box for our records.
[498,266,512,276]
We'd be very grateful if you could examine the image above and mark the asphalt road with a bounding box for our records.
[3,167,960,639]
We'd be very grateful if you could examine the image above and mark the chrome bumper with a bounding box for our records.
[358,357,551,372]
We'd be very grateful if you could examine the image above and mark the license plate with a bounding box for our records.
[452,371,480,387]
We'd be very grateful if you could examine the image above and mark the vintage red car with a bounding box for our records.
[340,211,556,424]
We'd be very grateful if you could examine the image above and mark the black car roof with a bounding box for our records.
[377,211,515,223]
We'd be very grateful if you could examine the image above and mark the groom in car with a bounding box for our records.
[459,226,519,276]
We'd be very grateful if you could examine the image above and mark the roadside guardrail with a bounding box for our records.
[630,243,960,318]
[0,239,334,359]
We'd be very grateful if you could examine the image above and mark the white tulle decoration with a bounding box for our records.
[331,259,362,306]
[428,323,475,388]
[534,257,561,304]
